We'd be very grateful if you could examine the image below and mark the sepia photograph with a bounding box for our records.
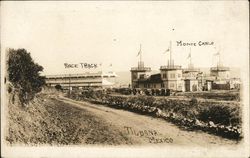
[1,1,249,158]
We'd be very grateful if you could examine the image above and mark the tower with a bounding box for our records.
[182,47,200,91]
[210,49,230,80]
[130,44,151,88]
[160,41,183,91]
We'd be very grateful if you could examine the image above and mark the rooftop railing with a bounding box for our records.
[183,68,200,72]
[131,67,151,71]
[160,65,182,70]
[210,66,230,71]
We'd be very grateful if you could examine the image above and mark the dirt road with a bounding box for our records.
[54,95,240,147]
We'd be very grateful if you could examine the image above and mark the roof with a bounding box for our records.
[45,71,117,79]
[210,66,230,71]
[160,65,182,70]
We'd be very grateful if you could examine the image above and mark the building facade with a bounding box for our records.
[210,66,230,80]
[160,65,183,91]
[182,68,200,92]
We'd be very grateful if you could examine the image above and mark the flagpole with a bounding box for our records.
[218,50,221,67]
[166,45,168,67]
[170,41,172,67]
[140,44,142,65]
[167,50,169,67]
[99,63,102,73]
[190,47,192,67]
[164,43,170,67]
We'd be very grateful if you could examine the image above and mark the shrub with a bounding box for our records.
[55,84,62,91]
[198,102,241,126]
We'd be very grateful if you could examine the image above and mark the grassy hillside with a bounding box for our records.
[5,89,132,145]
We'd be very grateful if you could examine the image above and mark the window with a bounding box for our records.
[139,74,144,79]
[163,73,167,78]
[170,83,175,88]
[144,84,147,88]
[161,83,165,88]
[178,83,182,89]
[170,74,175,78]
[132,74,137,80]
[178,74,181,78]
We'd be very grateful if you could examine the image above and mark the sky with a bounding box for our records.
[1,1,249,75]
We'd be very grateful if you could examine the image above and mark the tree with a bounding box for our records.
[7,48,45,104]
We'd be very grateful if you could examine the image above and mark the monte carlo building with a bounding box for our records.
[130,43,237,92]
[131,43,184,91]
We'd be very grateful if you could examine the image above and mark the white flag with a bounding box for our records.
[214,52,220,56]
[214,46,220,56]
[163,48,170,54]
[137,44,142,57]
[187,52,191,59]
[137,50,141,57]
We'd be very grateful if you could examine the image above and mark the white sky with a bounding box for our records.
[1,1,249,75]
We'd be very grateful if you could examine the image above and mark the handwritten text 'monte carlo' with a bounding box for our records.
[176,40,214,47]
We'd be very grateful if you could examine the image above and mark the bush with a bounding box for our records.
[198,102,241,126]
[55,84,62,91]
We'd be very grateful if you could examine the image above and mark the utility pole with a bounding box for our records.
[69,74,71,95]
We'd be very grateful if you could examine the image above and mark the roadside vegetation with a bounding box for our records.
[68,89,242,140]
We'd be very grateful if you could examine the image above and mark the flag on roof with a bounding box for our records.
[214,52,220,56]
[187,52,191,59]
[137,44,142,57]
[163,47,170,54]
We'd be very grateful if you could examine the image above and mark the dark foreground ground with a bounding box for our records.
[5,92,241,147]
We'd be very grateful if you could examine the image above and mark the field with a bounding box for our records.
[175,90,240,101]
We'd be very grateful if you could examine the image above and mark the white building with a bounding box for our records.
[45,71,117,90]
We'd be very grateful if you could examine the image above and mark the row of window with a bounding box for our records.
[133,73,182,80]
[144,84,157,88]
[162,73,181,79]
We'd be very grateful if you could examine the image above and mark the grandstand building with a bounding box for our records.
[45,71,117,90]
